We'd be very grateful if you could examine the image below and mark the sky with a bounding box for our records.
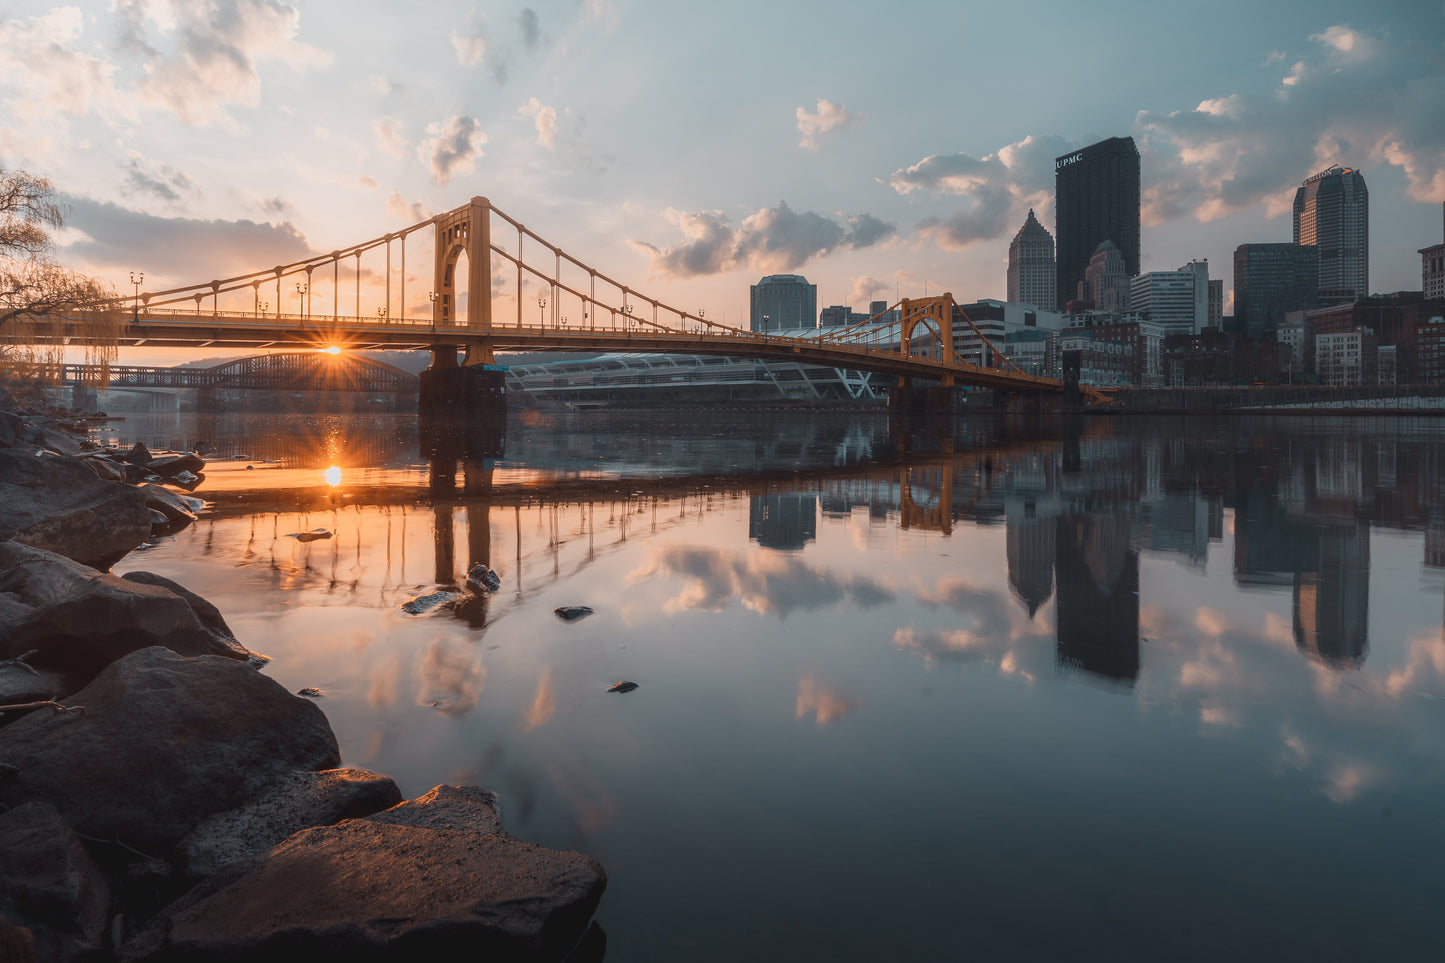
[2,0,1443,364]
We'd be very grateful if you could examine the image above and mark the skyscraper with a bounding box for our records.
[1079,240,1129,312]
[1006,209,1056,311]
[1421,202,1445,300]
[1054,137,1140,310]
[749,274,817,331]
[1293,166,1369,303]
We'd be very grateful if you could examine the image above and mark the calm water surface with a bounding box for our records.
[102,410,1445,962]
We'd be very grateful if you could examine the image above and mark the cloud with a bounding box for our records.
[634,201,896,278]
[886,134,1070,250]
[375,117,409,158]
[0,8,120,124]
[450,27,487,66]
[59,194,313,285]
[796,676,858,726]
[796,98,861,150]
[518,97,558,150]
[113,0,333,125]
[518,8,545,49]
[417,115,487,186]
[123,157,195,205]
[387,192,428,223]
[632,546,894,618]
[1137,24,1445,218]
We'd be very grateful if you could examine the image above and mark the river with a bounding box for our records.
[99,409,1445,962]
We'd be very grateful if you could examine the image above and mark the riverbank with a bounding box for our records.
[0,390,606,961]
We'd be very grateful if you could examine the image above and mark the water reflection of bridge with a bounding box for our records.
[173,412,1445,685]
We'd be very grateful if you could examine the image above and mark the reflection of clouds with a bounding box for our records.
[1323,761,1382,804]
[898,577,1050,680]
[416,636,486,717]
[633,546,893,617]
[1384,632,1445,698]
[522,666,555,732]
[796,675,858,726]
[367,654,400,711]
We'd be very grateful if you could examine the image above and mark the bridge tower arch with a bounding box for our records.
[899,295,957,388]
[432,197,493,334]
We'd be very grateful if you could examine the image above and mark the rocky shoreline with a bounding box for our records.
[0,392,606,961]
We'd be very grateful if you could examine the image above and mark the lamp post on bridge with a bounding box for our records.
[296,282,308,326]
[538,296,548,333]
[622,302,633,337]
[129,271,143,322]
[428,291,439,332]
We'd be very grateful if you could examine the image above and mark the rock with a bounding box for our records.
[22,424,80,457]
[606,681,638,693]
[78,453,125,482]
[172,469,199,486]
[554,606,594,622]
[191,441,213,456]
[138,483,197,525]
[0,802,111,963]
[0,916,37,963]
[401,590,463,615]
[146,453,206,479]
[122,814,605,961]
[0,411,21,449]
[466,563,501,593]
[292,529,332,543]
[0,543,252,676]
[0,647,341,852]
[364,784,504,834]
[0,450,152,570]
[297,686,322,698]
[122,442,152,466]
[120,571,258,663]
[0,660,67,711]
[178,768,403,878]
[147,509,168,527]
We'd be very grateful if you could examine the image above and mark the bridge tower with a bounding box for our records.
[891,294,964,417]
[421,197,506,425]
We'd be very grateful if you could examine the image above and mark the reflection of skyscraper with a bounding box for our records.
[1293,521,1369,668]
[1006,496,1055,617]
[1055,513,1140,682]
[749,494,817,551]
[1232,491,1319,588]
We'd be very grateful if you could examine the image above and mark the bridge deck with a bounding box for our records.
[63,310,1065,394]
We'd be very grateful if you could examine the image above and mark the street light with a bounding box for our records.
[622,303,633,336]
[429,291,440,331]
[538,295,548,332]
[296,281,308,323]
[129,271,143,322]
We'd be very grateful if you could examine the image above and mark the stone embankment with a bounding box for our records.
[0,390,605,961]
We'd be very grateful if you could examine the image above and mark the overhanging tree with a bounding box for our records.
[1,168,119,389]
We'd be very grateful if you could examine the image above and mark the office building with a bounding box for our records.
[1054,137,1141,311]
[1233,243,1320,339]
[1208,279,1223,329]
[1130,264,1208,335]
[1007,209,1056,311]
[750,274,817,332]
[1422,203,1445,300]
[1078,240,1129,312]
[1293,166,1369,303]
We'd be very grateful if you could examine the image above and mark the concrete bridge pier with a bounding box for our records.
[887,381,966,418]
[419,342,506,421]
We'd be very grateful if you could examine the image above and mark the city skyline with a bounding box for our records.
[1,1,1442,365]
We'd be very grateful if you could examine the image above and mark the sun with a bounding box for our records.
[318,345,341,355]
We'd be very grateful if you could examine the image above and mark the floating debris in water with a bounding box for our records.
[290,529,333,542]
[607,681,639,693]
[554,606,594,622]
[401,591,463,615]
[297,687,323,698]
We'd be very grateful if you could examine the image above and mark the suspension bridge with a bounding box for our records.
[67,197,1068,404]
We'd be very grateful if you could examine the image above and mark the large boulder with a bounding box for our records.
[0,802,111,962]
[0,647,341,852]
[178,768,403,878]
[0,543,252,678]
[122,795,606,961]
[0,411,21,449]
[362,783,504,834]
[146,453,205,479]
[0,450,151,570]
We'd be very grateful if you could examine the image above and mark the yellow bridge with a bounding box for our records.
[95,197,1066,397]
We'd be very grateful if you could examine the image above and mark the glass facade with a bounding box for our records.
[1054,137,1140,311]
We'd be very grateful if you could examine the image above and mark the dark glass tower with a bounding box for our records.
[1054,137,1140,311]
[1293,167,1368,303]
